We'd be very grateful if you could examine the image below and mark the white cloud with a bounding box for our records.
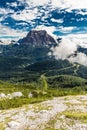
[0,8,13,15]
[62,34,87,48]
[59,26,77,33]
[51,35,87,66]
[76,10,87,15]
[12,8,39,21]
[25,0,87,10]
[0,24,27,43]
[51,0,87,10]
[69,53,87,66]
[26,0,49,7]
[51,18,63,23]
[51,38,77,60]
[10,2,17,7]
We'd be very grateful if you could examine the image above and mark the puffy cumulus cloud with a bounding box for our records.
[50,37,87,66]
[51,38,77,60]
[9,0,87,23]
[0,24,27,44]
[8,2,17,7]
[51,0,87,10]
[25,0,87,10]
[51,18,63,23]
[59,26,77,33]
[0,8,13,15]
[12,8,39,21]
[63,34,87,48]
[76,10,87,16]
[69,53,87,66]
[26,0,49,7]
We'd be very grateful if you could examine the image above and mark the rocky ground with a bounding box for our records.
[0,95,87,130]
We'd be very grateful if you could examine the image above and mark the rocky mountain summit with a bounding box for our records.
[18,30,57,46]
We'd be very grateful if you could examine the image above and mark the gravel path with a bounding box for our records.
[0,95,87,130]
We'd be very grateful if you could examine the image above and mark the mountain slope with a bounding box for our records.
[0,30,87,82]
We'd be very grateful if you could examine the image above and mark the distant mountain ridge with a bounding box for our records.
[0,30,56,65]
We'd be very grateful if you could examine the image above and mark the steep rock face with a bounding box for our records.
[18,30,57,46]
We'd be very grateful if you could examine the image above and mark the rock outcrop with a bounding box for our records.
[18,30,57,46]
[0,92,23,99]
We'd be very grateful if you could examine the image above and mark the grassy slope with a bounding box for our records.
[0,73,87,109]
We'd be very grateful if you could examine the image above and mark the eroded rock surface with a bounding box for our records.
[0,95,87,130]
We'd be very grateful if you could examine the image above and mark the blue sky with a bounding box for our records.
[0,0,87,39]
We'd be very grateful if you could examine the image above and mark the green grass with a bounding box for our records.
[0,96,51,110]
[0,123,5,130]
[64,111,87,123]
[0,78,87,110]
[0,86,86,110]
